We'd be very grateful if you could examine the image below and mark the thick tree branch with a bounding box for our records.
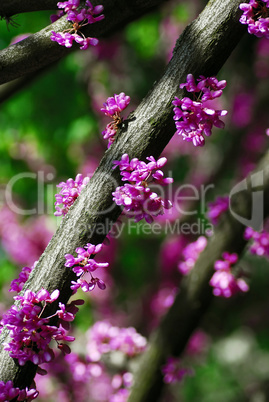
[128,151,269,401]
[0,0,58,17]
[0,0,246,391]
[0,0,165,18]
[0,0,168,85]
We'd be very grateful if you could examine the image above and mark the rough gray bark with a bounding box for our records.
[0,0,168,85]
[0,0,247,393]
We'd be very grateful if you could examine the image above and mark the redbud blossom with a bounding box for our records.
[161,357,193,384]
[173,74,227,146]
[65,243,109,293]
[112,154,173,223]
[101,93,130,147]
[244,227,269,257]
[239,0,269,38]
[54,173,90,217]
[51,0,104,49]
[1,289,81,367]
[207,195,229,225]
[210,252,249,298]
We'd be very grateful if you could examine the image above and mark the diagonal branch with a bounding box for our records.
[0,0,246,390]
[128,150,269,401]
[0,0,58,17]
[0,0,166,18]
[0,0,169,85]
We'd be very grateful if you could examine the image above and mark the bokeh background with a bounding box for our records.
[1,0,269,400]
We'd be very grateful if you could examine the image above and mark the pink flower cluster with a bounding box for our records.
[207,195,229,225]
[239,0,269,38]
[51,0,104,50]
[0,381,38,402]
[54,173,90,217]
[178,236,207,275]
[209,252,249,298]
[161,357,193,384]
[87,321,147,362]
[100,93,131,147]
[110,374,132,402]
[65,243,109,293]
[1,289,82,367]
[112,154,173,223]
[9,265,34,293]
[173,74,227,146]
[244,227,269,257]
[51,31,98,49]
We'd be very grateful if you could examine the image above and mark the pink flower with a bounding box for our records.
[207,195,229,225]
[112,154,173,223]
[162,357,193,384]
[51,0,103,49]
[54,173,90,217]
[100,93,130,147]
[244,227,269,257]
[209,252,249,298]
[173,74,227,147]
[239,0,269,39]
[178,236,207,275]
[65,243,109,293]
[101,93,130,118]
[0,380,38,401]
[87,321,147,362]
[1,288,78,367]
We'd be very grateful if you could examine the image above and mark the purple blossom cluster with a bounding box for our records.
[65,243,109,293]
[9,265,34,293]
[112,154,173,223]
[244,227,269,257]
[100,93,131,147]
[239,0,269,38]
[173,74,227,146]
[161,357,193,384]
[0,381,38,402]
[1,289,82,367]
[51,31,98,49]
[207,195,229,225]
[178,236,207,275]
[87,321,147,362]
[209,252,249,298]
[34,319,146,401]
[110,375,132,402]
[54,173,90,217]
[51,0,104,50]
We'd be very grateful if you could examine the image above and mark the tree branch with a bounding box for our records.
[0,0,58,17]
[128,150,269,401]
[0,0,167,18]
[0,0,169,85]
[0,0,246,390]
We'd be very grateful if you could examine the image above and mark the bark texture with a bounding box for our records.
[0,0,168,85]
[0,0,248,394]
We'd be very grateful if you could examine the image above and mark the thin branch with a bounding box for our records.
[0,67,51,105]
[0,0,169,85]
[0,0,246,390]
